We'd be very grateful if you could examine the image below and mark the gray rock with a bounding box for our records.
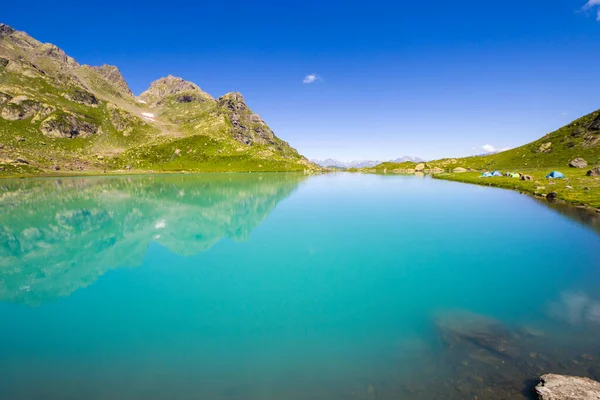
[90,64,133,97]
[570,158,588,168]
[0,96,41,120]
[139,75,212,105]
[415,163,425,171]
[14,158,28,164]
[453,167,467,173]
[0,23,16,37]
[538,142,552,153]
[547,192,558,201]
[40,113,98,139]
[66,89,98,106]
[51,165,60,171]
[587,166,600,177]
[534,374,600,399]
[589,115,600,131]
[217,92,276,146]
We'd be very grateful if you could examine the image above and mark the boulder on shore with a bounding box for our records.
[534,374,600,399]
[587,166,600,177]
[569,158,588,168]
[415,163,425,171]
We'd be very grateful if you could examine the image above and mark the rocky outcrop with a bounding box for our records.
[570,158,588,168]
[1,96,41,120]
[66,88,99,106]
[0,23,16,37]
[589,115,600,131]
[139,75,212,105]
[40,113,99,138]
[0,91,12,105]
[534,374,600,399]
[90,64,133,96]
[453,167,467,173]
[538,142,552,153]
[587,166,600,177]
[217,92,276,146]
[415,163,425,171]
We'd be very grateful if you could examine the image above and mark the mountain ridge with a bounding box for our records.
[0,23,320,176]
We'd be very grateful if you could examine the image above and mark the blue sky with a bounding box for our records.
[3,0,600,161]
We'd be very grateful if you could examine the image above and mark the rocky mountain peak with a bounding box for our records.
[0,23,16,37]
[139,75,211,105]
[90,64,133,97]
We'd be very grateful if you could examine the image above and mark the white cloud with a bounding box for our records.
[473,144,511,155]
[583,1,600,20]
[303,74,319,84]
[482,144,497,153]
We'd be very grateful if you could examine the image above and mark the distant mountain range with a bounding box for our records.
[312,156,425,169]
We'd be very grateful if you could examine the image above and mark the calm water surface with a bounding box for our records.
[0,173,599,399]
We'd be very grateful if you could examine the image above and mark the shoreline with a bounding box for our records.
[432,171,600,212]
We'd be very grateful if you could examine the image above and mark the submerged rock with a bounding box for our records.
[570,158,588,168]
[534,374,600,399]
[435,310,517,358]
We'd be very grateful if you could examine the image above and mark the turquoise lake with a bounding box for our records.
[0,173,599,399]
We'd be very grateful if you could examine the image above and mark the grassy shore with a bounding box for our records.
[434,168,600,210]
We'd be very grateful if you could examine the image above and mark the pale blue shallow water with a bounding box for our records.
[0,173,599,399]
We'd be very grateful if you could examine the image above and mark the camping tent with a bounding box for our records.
[546,171,565,179]
[491,171,503,177]
[481,172,492,177]
[508,172,520,178]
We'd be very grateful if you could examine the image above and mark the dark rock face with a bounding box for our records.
[91,64,133,97]
[217,92,276,146]
[587,166,600,177]
[67,89,99,106]
[570,158,588,168]
[589,115,600,131]
[547,192,558,202]
[534,374,600,399]
[35,43,69,64]
[0,24,16,37]
[40,113,98,139]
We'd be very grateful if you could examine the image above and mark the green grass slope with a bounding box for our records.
[368,109,600,173]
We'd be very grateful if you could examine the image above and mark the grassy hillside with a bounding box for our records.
[368,109,600,173]
[0,23,320,177]
[365,109,600,210]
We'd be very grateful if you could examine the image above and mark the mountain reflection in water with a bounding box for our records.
[0,173,306,305]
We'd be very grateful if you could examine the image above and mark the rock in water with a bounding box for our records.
[570,158,588,168]
[547,192,558,202]
[587,166,600,177]
[434,310,517,358]
[534,374,600,399]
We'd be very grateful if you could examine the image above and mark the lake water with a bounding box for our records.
[0,173,599,399]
